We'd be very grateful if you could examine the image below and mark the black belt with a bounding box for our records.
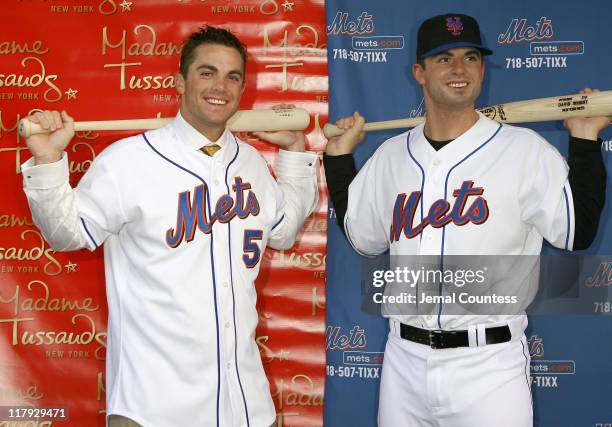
[399,323,511,349]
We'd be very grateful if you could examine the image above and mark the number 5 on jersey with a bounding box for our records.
[243,229,263,268]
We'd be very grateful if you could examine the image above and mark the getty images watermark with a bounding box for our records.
[361,255,612,316]
[371,265,519,306]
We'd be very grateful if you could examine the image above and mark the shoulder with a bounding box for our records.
[370,130,412,159]
[99,125,173,158]
[499,122,545,141]
[499,123,565,161]
[96,134,146,160]
[233,137,270,165]
[85,125,174,178]
[234,137,260,155]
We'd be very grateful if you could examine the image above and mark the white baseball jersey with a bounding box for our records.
[22,112,318,427]
[345,112,574,331]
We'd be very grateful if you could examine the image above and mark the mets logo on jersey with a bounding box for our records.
[446,17,464,36]
[165,177,260,248]
[389,180,488,243]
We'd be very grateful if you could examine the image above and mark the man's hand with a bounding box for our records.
[325,112,366,156]
[25,110,75,165]
[564,88,610,140]
[253,104,306,152]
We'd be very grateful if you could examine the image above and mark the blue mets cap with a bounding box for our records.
[416,13,493,60]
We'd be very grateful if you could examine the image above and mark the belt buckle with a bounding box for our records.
[428,330,444,349]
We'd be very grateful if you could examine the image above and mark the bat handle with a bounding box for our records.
[18,118,43,139]
[323,123,343,139]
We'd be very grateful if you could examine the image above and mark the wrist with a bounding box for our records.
[34,152,62,165]
[282,140,305,152]
[325,144,352,156]
[569,129,599,140]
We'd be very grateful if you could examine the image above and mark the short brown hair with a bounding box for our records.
[179,26,247,77]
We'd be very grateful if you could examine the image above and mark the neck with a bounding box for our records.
[199,126,224,142]
[180,108,225,142]
[423,104,479,141]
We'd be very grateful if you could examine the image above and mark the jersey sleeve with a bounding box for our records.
[22,151,127,251]
[344,152,390,257]
[267,149,319,250]
[518,137,574,251]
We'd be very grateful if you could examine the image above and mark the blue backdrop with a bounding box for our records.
[324,1,612,426]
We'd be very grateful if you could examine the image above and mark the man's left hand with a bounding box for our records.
[252,104,306,152]
[564,88,610,140]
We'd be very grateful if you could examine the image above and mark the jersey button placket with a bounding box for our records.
[209,159,237,397]
[419,158,445,255]
[431,158,442,184]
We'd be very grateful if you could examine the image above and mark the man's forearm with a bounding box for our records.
[568,136,606,250]
[22,154,91,251]
[322,153,357,236]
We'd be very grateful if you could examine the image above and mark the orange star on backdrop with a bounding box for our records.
[65,88,78,100]
[282,0,294,12]
[120,0,133,12]
[65,261,77,273]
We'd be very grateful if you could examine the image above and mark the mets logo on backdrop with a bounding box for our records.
[498,16,584,70]
[326,11,375,36]
[528,335,576,389]
[327,10,404,65]
[325,325,383,380]
[446,17,464,36]
[528,335,545,358]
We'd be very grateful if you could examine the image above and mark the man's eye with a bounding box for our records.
[201,71,213,78]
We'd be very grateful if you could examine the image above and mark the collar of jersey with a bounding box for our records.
[172,111,230,151]
[411,112,501,166]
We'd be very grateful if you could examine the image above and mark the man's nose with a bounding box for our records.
[211,75,227,91]
[450,58,467,74]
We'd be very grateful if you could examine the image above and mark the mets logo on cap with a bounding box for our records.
[446,17,463,36]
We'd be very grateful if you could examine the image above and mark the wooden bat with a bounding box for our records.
[323,90,612,138]
[18,108,311,138]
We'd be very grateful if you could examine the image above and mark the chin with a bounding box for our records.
[201,111,233,125]
[448,91,478,105]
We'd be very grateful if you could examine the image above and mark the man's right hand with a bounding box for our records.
[325,112,366,156]
[25,110,75,165]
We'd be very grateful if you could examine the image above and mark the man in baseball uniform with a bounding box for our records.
[21,26,318,427]
[324,13,608,427]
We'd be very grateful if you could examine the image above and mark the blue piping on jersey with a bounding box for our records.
[142,133,222,427]
[80,217,98,248]
[563,187,570,250]
[345,218,378,258]
[520,339,533,408]
[224,136,251,427]
[272,214,285,230]
[437,123,503,328]
[406,132,424,239]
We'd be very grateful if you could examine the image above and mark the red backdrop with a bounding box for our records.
[0,1,328,425]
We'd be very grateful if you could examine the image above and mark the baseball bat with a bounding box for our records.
[323,90,612,138]
[18,108,311,138]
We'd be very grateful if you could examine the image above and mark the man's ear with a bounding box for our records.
[412,63,425,85]
[175,72,185,95]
